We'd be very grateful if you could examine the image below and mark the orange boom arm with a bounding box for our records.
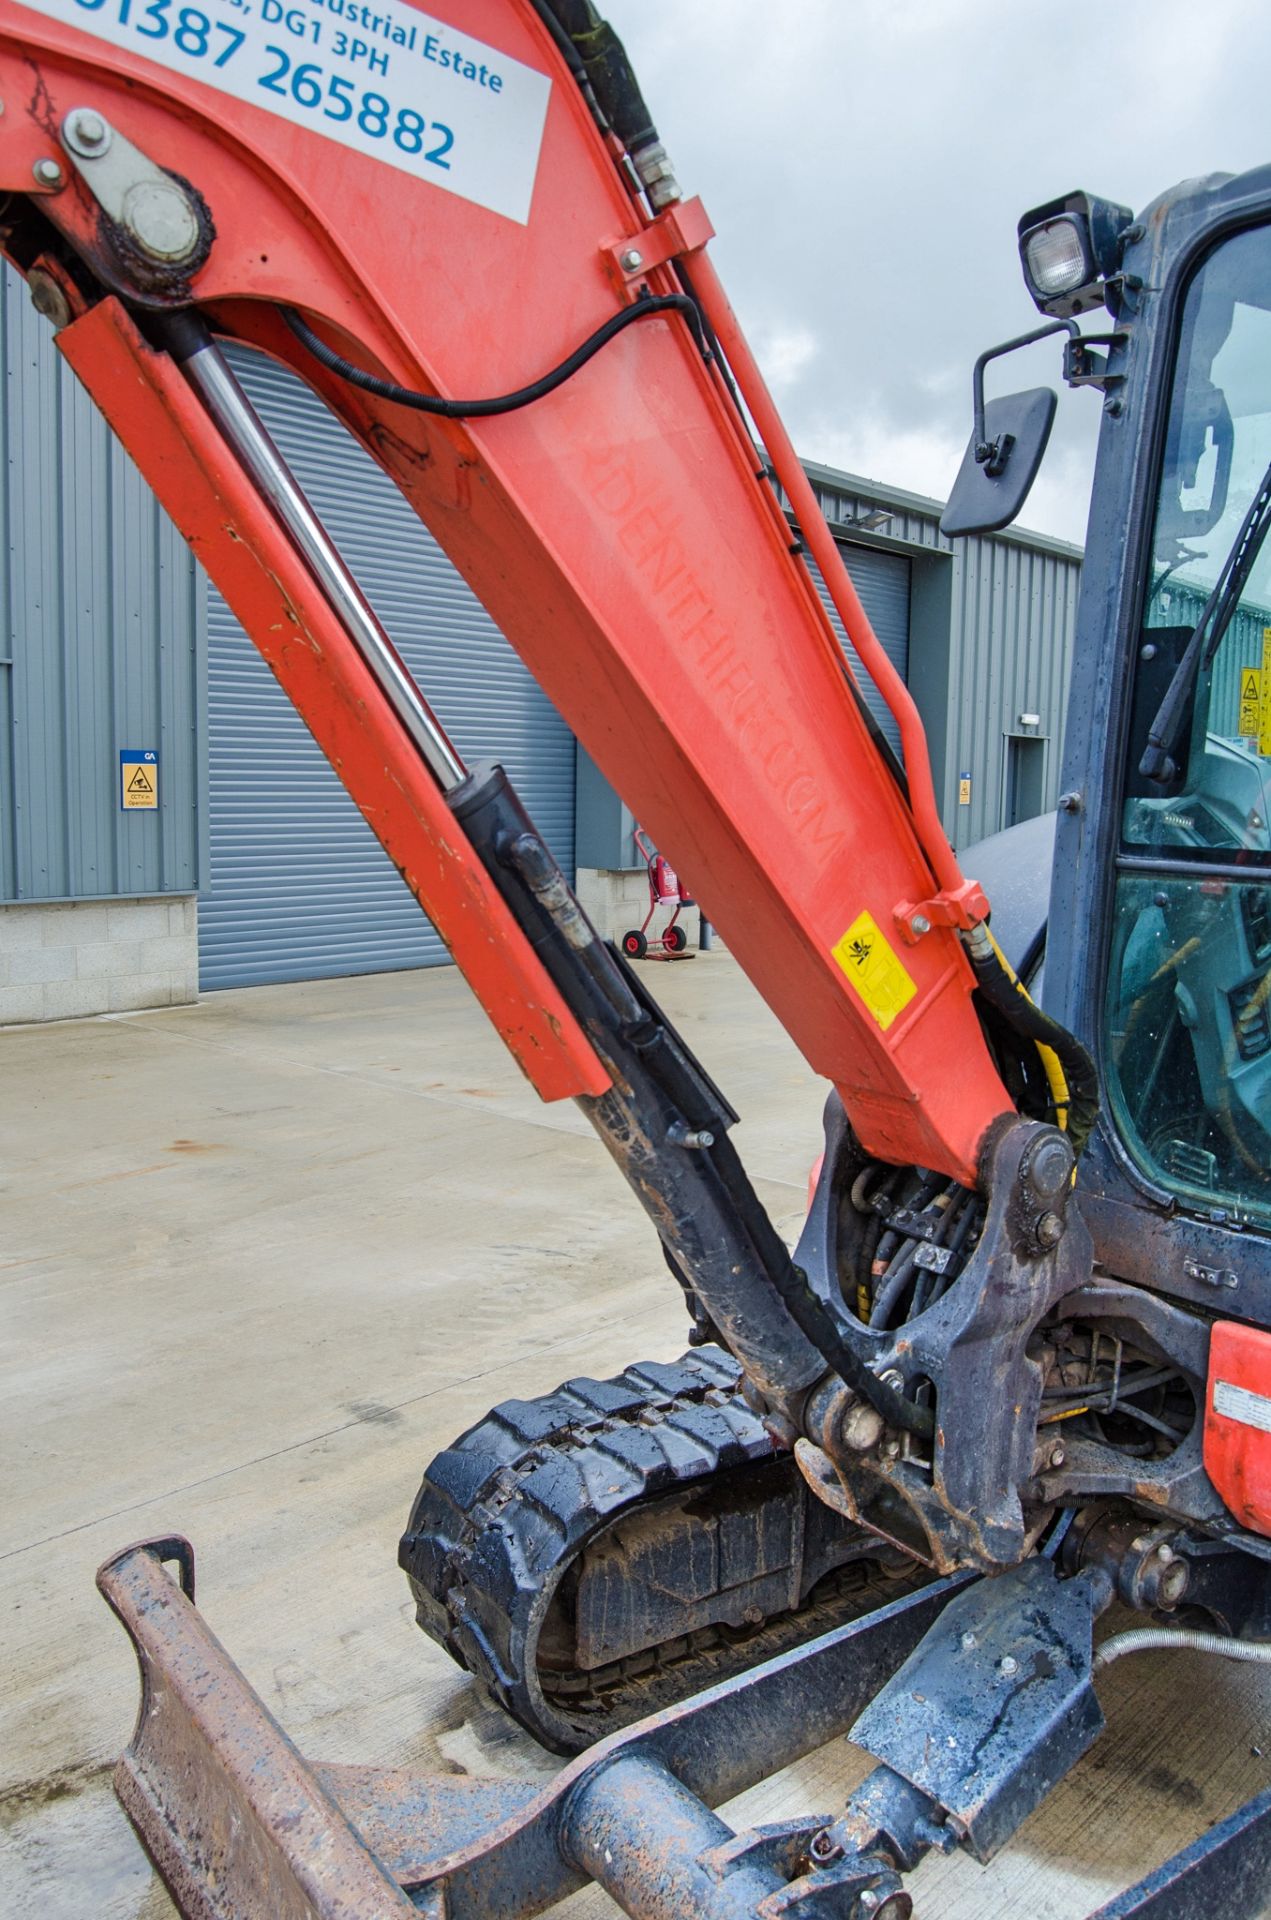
[0,0,1013,1184]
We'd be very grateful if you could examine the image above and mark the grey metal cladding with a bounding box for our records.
[0,265,201,902]
[1155,582,1269,739]
[804,545,910,753]
[946,535,1081,845]
[199,346,575,990]
[806,465,1083,845]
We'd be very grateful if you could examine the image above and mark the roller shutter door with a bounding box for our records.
[199,349,574,989]
[805,542,910,752]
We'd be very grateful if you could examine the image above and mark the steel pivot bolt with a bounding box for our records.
[33,157,63,188]
[65,107,109,153]
[619,248,644,271]
[27,270,71,330]
[1000,1655,1019,1677]
[910,913,931,936]
[1036,1210,1064,1249]
[1049,1442,1066,1469]
[122,179,201,263]
[960,1630,978,1651]
[1029,1134,1073,1197]
[840,1401,885,1452]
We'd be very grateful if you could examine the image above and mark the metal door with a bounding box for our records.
[200,350,575,989]
[805,542,911,752]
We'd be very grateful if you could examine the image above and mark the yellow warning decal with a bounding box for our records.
[1261,628,1271,756]
[1239,666,1262,739]
[119,748,159,811]
[832,911,917,1031]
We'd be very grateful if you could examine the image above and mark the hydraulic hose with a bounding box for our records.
[770,1262,935,1440]
[1095,1626,1271,1674]
[965,924,1100,1156]
[282,295,708,420]
[540,0,656,154]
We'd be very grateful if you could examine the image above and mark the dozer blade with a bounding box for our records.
[101,1537,1271,1920]
[98,1535,969,1920]
[97,1537,426,1919]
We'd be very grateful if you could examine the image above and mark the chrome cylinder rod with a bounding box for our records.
[170,321,466,790]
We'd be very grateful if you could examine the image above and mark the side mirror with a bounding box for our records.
[940,387,1057,537]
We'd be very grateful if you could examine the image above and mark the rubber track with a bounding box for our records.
[400,1347,803,1749]
[400,1346,917,1752]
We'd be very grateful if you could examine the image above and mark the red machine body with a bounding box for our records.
[1204,1321,1271,1538]
[0,0,1014,1186]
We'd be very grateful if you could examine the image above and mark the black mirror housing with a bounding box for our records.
[940,388,1057,538]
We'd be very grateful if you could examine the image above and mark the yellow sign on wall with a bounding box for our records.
[119,749,159,811]
[1240,668,1262,737]
[1262,631,1271,758]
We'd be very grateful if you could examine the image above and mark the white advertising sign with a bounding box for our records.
[16,0,551,222]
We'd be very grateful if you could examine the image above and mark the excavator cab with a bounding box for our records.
[1109,219,1271,1206]
[954,180,1271,1228]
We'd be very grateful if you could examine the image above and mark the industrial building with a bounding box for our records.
[0,273,1083,1022]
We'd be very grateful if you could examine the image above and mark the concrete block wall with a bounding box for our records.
[0,897,198,1025]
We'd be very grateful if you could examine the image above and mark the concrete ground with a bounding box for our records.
[3,951,1270,1919]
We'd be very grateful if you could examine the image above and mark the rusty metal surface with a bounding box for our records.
[795,1102,1093,1574]
[561,1750,907,1919]
[97,1540,420,1920]
[99,1536,967,1919]
[846,1559,1107,1865]
[98,1534,1271,1918]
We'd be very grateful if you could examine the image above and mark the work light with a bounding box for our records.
[1017,191,1134,318]
[1023,219,1091,301]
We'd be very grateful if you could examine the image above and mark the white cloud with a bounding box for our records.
[750,324,820,392]
[607,0,1271,544]
[799,407,967,509]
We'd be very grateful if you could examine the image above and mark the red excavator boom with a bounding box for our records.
[0,0,1012,1185]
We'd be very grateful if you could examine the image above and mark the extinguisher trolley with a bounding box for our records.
[621,827,695,959]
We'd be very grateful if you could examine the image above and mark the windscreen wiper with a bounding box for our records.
[1139,451,1271,785]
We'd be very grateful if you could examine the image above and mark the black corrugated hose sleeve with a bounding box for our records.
[541,0,658,153]
[770,1262,935,1439]
[282,298,707,419]
[970,943,1100,1156]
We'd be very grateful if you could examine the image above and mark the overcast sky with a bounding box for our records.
[605,0,1271,545]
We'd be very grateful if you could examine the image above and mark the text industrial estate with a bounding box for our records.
[299,0,507,87]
